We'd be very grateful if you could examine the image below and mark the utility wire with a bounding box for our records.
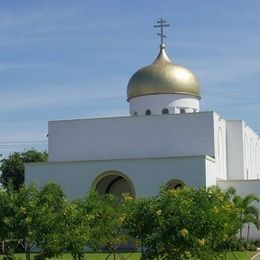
[0,141,47,149]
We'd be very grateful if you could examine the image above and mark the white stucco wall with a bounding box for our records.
[226,121,244,180]
[226,120,260,180]
[205,156,217,186]
[25,155,211,199]
[217,179,260,240]
[243,122,260,180]
[129,94,200,116]
[48,112,215,162]
[213,113,227,180]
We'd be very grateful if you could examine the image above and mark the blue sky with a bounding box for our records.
[0,0,260,158]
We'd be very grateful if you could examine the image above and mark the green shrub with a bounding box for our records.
[253,240,260,247]
[222,238,257,252]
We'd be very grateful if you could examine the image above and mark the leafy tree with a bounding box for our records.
[123,186,240,260]
[0,182,67,260]
[0,186,18,259]
[0,149,48,190]
[233,193,259,240]
[87,192,127,258]
[0,188,11,241]
[12,183,40,260]
[61,191,127,260]
[122,195,159,258]
[34,183,67,259]
[61,198,91,260]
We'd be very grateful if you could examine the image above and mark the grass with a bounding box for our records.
[0,253,140,260]
[218,251,256,260]
[0,251,257,259]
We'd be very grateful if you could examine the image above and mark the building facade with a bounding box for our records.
[25,26,260,239]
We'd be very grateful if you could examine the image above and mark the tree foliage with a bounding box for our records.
[232,193,260,240]
[86,192,127,254]
[0,183,66,260]
[123,186,241,260]
[62,191,126,260]
[61,198,91,260]
[35,183,67,259]
[0,149,48,190]
[122,195,159,255]
[0,182,258,259]
[0,186,17,242]
[12,183,40,260]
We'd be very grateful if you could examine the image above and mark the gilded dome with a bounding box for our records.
[127,47,200,101]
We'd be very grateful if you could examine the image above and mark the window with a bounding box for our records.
[162,108,169,114]
[145,109,151,115]
[180,108,185,114]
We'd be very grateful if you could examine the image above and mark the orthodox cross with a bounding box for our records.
[153,18,170,48]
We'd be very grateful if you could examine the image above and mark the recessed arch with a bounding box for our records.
[91,170,136,198]
[162,108,169,114]
[180,108,186,114]
[145,109,151,115]
[250,138,254,179]
[244,133,249,179]
[217,127,225,179]
[166,179,185,189]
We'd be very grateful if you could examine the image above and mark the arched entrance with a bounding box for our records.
[92,171,135,199]
[166,179,185,189]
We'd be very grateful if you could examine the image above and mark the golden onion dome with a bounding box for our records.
[127,46,200,101]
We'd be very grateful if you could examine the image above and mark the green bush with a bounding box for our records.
[222,238,257,252]
[253,240,260,247]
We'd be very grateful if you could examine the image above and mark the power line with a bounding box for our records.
[0,141,47,144]
[0,141,47,149]
[0,146,47,149]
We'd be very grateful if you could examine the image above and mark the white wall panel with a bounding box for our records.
[48,112,215,162]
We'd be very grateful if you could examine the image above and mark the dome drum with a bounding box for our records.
[129,93,200,116]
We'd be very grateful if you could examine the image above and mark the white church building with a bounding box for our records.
[25,20,260,238]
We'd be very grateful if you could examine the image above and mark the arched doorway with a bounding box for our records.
[92,172,136,250]
[92,171,135,199]
[166,179,185,189]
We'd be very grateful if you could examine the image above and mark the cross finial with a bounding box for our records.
[153,18,170,49]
